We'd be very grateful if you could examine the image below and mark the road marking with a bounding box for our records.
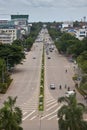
[57,118,59,120]
[48,115,57,120]
[46,98,56,103]
[46,100,57,107]
[41,108,58,119]
[22,110,35,121]
[23,112,27,115]
[46,103,58,111]
[41,104,63,120]
[30,116,37,120]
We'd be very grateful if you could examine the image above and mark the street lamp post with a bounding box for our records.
[40,116,41,130]
[39,115,43,130]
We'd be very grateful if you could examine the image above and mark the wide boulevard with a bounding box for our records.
[0,28,85,130]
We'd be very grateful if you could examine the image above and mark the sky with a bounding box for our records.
[0,0,87,22]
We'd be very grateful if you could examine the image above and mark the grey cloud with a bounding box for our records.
[0,0,87,22]
[0,0,87,9]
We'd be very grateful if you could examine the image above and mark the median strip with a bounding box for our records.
[38,47,44,111]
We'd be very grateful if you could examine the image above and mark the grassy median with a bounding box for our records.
[38,47,44,111]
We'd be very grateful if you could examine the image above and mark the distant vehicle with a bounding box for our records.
[65,91,75,97]
[47,56,51,59]
[33,57,36,59]
[50,50,53,52]
[50,84,56,89]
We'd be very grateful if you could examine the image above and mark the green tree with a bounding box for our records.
[77,51,87,73]
[0,96,23,130]
[82,37,87,51]
[0,58,7,83]
[25,37,33,51]
[0,44,25,68]
[58,95,87,130]
[12,39,23,46]
[67,40,83,57]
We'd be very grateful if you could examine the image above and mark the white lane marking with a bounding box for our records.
[22,110,35,121]
[46,100,57,107]
[57,118,59,120]
[41,104,63,120]
[30,116,37,120]
[23,112,27,115]
[48,115,57,120]
[46,103,58,111]
[46,99,56,103]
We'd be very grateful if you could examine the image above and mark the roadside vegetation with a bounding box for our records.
[58,95,87,130]
[0,22,43,93]
[47,22,87,96]
[38,47,44,111]
[0,44,24,93]
[0,96,23,130]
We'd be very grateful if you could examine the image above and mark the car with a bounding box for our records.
[33,57,36,59]
[65,90,75,97]
[50,84,56,89]
[47,56,51,59]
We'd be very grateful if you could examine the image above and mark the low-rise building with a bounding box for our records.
[0,28,20,44]
[75,28,87,40]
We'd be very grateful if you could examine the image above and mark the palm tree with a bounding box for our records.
[0,96,23,130]
[57,95,87,130]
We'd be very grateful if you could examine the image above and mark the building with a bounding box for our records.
[11,15,30,35]
[0,33,11,44]
[75,28,87,40]
[0,14,31,44]
[0,28,20,44]
[62,21,73,28]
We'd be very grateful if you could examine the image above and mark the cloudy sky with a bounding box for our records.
[0,0,87,22]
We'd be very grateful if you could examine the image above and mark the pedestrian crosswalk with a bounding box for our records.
[21,84,61,121]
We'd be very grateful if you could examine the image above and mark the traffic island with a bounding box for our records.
[38,47,44,112]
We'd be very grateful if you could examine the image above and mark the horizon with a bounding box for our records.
[0,0,87,22]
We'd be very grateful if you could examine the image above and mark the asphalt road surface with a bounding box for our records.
[0,28,86,130]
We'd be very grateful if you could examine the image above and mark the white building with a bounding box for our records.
[62,21,73,28]
[75,28,87,40]
[11,15,30,35]
[0,28,19,44]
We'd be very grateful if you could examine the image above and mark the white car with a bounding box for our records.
[50,84,56,89]
[65,91,75,97]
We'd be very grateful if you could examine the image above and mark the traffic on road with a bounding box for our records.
[0,27,86,130]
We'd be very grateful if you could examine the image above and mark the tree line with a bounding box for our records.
[47,23,87,93]
[0,22,42,93]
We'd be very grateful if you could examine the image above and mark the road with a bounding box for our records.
[0,28,86,130]
[0,40,43,129]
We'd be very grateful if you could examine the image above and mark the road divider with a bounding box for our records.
[38,47,44,111]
